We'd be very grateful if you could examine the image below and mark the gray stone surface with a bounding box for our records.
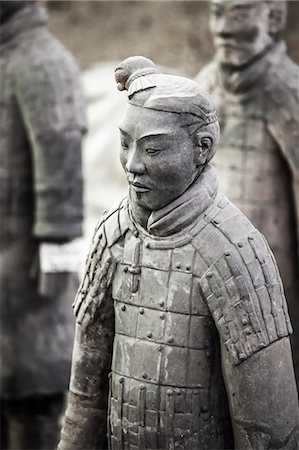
[59,56,298,450]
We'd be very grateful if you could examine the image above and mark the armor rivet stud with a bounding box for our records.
[201,405,208,412]
[246,328,252,335]
[239,353,246,360]
[224,251,230,257]
[139,308,144,314]
[140,384,145,390]
[134,230,139,238]
[160,313,165,319]
[167,337,174,343]
[107,257,112,263]
[242,317,248,325]
[124,266,128,272]
[206,350,211,358]
[238,242,243,248]
[159,301,165,307]
[207,272,213,278]
[157,345,162,352]
[147,332,153,338]
[142,373,148,379]
[176,262,181,269]
[119,377,124,384]
[186,264,191,271]
[167,389,173,396]
[145,242,150,248]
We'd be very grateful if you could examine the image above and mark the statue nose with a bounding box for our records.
[125,149,146,175]
[216,17,234,38]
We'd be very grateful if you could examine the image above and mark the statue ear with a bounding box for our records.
[268,2,287,38]
[194,132,214,167]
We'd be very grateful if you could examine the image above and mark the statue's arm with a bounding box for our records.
[14,47,86,241]
[202,228,299,448]
[221,337,299,449]
[269,120,299,264]
[58,298,114,450]
[58,221,116,450]
[266,72,299,262]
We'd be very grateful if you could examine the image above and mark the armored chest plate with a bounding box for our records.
[109,229,232,449]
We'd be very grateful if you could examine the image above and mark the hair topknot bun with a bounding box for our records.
[115,56,160,92]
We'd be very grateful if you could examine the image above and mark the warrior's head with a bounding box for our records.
[115,56,220,213]
[209,0,287,67]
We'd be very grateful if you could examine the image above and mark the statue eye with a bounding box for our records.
[121,142,129,150]
[211,6,222,17]
[146,148,161,155]
[235,12,247,21]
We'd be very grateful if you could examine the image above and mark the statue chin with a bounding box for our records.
[216,47,253,68]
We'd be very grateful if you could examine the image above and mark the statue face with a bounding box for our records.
[119,104,198,212]
[210,0,272,67]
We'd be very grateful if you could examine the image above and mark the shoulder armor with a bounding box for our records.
[200,203,292,365]
[103,198,130,248]
[73,199,129,326]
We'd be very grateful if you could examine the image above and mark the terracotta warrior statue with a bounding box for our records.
[58,56,298,450]
[0,1,86,448]
[196,0,299,378]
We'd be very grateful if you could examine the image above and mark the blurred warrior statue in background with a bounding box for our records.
[197,0,299,380]
[0,1,86,448]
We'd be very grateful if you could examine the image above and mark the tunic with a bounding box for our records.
[0,3,86,397]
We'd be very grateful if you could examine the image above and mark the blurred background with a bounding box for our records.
[47,0,299,74]
[45,0,299,239]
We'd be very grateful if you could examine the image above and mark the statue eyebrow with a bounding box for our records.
[138,133,169,142]
[118,127,131,138]
[119,127,127,133]
[118,127,170,142]
[212,1,255,12]
[230,3,255,10]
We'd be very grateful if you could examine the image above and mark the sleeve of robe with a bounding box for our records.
[58,217,116,450]
[266,57,299,264]
[13,32,86,240]
[201,216,299,448]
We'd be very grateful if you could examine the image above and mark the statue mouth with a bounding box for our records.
[130,182,151,193]
[215,39,239,49]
